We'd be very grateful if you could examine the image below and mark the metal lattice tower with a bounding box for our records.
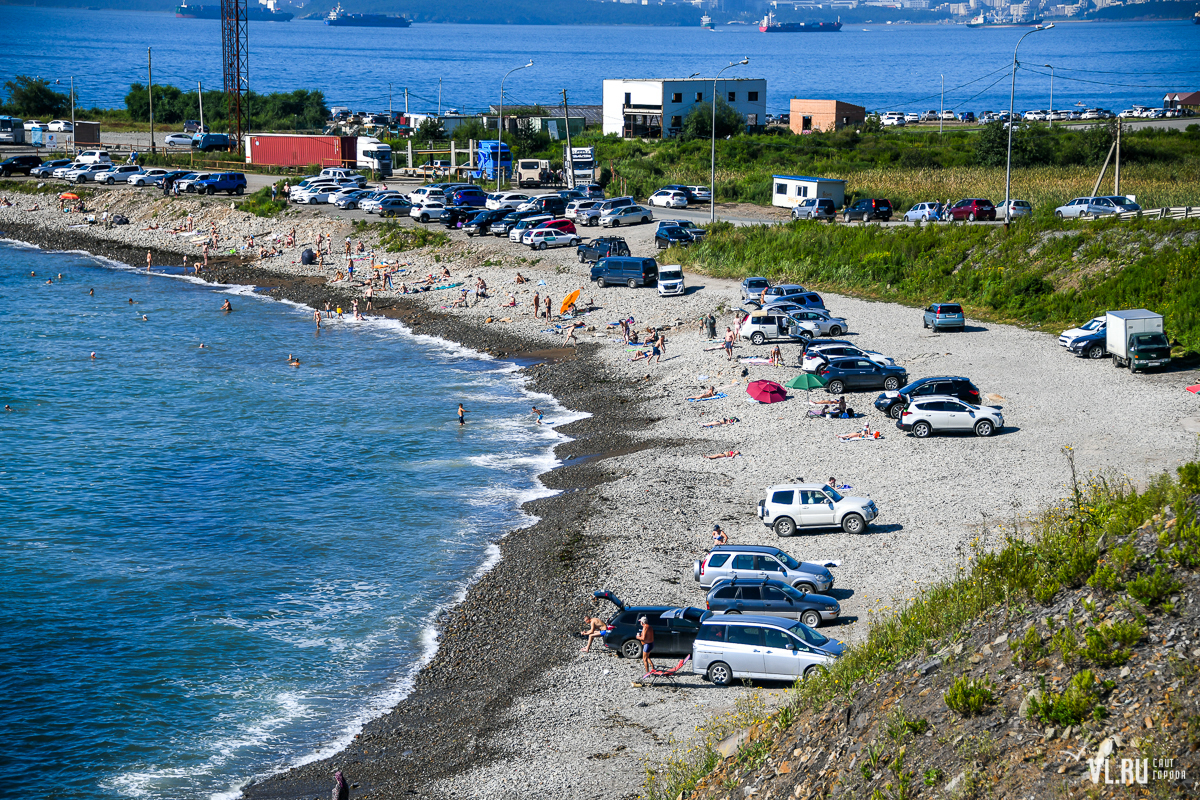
[221,0,248,150]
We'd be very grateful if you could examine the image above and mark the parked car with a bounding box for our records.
[92,164,142,185]
[525,227,581,251]
[590,257,658,288]
[873,375,983,419]
[843,198,892,222]
[521,217,577,242]
[566,199,599,218]
[757,482,879,536]
[592,590,706,659]
[578,183,605,200]
[741,277,771,301]
[22,119,43,131]
[0,155,42,177]
[922,302,965,331]
[791,197,837,221]
[1059,315,1107,348]
[800,342,893,372]
[948,198,996,222]
[486,191,531,211]
[996,199,1033,218]
[657,265,685,297]
[655,225,694,249]
[819,357,907,394]
[904,112,921,124]
[31,159,71,178]
[72,150,112,166]
[898,396,1004,438]
[601,204,653,228]
[175,172,212,193]
[463,208,509,236]
[440,206,476,229]
[741,310,809,345]
[686,185,712,202]
[128,167,168,186]
[508,214,554,243]
[656,219,707,240]
[694,544,835,593]
[692,614,844,686]
[374,196,413,218]
[706,578,840,627]
[787,309,849,338]
[411,201,447,222]
[65,163,112,183]
[450,187,488,207]
[1054,196,1140,218]
[903,202,943,222]
[648,189,688,208]
[47,119,73,132]
[193,172,247,195]
[576,236,630,264]
[774,290,825,310]
[576,196,635,226]
[165,133,195,148]
[516,194,568,216]
[492,209,543,237]
[332,189,370,209]
[407,186,446,205]
[960,111,976,123]
[183,119,208,133]
[359,191,401,213]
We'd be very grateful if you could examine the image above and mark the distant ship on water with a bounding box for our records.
[965,12,1044,28]
[701,14,715,29]
[175,0,294,21]
[759,12,842,32]
[324,3,411,27]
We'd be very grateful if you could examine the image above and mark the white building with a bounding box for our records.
[770,174,846,210]
[602,78,767,139]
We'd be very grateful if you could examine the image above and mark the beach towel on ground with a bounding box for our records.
[688,393,727,402]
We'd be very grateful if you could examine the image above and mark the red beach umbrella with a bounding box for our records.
[747,379,787,404]
[1187,384,1200,394]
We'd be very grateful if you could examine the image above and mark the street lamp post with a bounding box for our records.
[1044,64,1054,128]
[498,60,533,192]
[711,57,748,224]
[1004,23,1054,225]
[940,74,944,134]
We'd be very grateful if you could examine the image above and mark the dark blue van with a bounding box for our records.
[590,257,658,289]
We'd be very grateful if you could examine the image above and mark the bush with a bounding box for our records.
[943,675,998,717]
[1028,671,1109,727]
[1126,564,1183,609]
[1082,620,1144,667]
[1012,626,1046,666]
[236,182,288,218]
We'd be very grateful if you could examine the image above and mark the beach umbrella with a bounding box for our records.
[59,192,79,200]
[784,373,827,391]
[1187,384,1200,394]
[747,379,787,404]
[560,288,581,315]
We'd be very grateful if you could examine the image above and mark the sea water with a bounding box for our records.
[0,8,1197,115]
[0,242,582,799]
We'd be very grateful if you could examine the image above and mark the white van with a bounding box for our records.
[408,186,446,204]
[657,265,685,297]
[74,150,112,166]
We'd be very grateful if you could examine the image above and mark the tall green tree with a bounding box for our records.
[4,75,69,118]
[974,120,1055,168]
[681,99,744,141]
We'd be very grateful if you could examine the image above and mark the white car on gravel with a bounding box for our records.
[800,342,894,373]
[410,201,447,222]
[648,189,688,208]
[757,483,879,537]
[486,192,529,211]
[897,396,1004,438]
[129,168,169,186]
[523,228,581,251]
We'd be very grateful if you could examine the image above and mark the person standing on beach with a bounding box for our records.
[202,243,209,269]
[146,251,152,271]
[365,284,374,313]
[711,524,728,546]
[544,295,552,320]
[636,616,655,673]
[723,327,734,360]
[332,770,349,800]
[531,292,540,317]
[314,309,321,329]
[457,403,469,426]
[531,405,544,425]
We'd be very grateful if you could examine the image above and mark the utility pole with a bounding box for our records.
[1044,64,1054,128]
[562,89,574,188]
[404,87,409,116]
[939,74,944,134]
[1114,119,1122,196]
[198,81,205,133]
[438,79,442,116]
[69,76,75,155]
[148,47,155,154]
[389,82,392,118]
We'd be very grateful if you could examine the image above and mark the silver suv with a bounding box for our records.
[693,545,835,593]
[692,614,844,686]
[898,395,1004,438]
[757,483,878,536]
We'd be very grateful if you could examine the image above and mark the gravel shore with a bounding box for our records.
[4,187,1199,800]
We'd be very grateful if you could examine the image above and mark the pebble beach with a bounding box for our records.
[3,185,1198,799]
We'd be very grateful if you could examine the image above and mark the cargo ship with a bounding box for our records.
[176,0,294,21]
[965,12,1044,27]
[701,14,715,29]
[759,12,841,32]
[324,3,411,27]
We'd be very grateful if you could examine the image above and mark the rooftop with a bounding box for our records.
[772,174,848,183]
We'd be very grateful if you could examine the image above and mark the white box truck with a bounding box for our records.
[1106,309,1171,372]
[516,158,550,187]
[563,145,596,188]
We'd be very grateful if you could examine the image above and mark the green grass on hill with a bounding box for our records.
[675,215,1200,351]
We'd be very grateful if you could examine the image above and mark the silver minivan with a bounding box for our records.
[692,615,844,686]
[693,545,835,593]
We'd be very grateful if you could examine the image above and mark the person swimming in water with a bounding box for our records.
[287,354,301,366]
[221,299,232,312]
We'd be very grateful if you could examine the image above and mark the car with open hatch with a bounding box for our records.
[757,482,879,536]
[592,590,707,659]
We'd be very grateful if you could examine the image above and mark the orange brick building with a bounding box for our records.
[789,99,867,133]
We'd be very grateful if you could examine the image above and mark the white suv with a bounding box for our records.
[897,395,1003,438]
[757,483,879,537]
[73,150,112,166]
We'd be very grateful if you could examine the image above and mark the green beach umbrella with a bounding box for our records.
[784,373,827,391]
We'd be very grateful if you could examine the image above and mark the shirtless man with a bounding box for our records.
[636,616,655,673]
[531,292,540,317]
[688,386,717,401]
[287,354,301,367]
[580,615,606,652]
[221,299,232,313]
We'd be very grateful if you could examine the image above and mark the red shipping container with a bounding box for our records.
[245,134,359,169]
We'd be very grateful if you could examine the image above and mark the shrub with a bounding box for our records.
[1012,626,1046,666]
[236,182,288,218]
[943,675,998,717]
[1082,620,1144,667]
[1127,564,1184,609]
[1027,671,1109,727]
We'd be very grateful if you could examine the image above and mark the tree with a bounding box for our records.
[681,99,744,141]
[451,119,488,145]
[974,120,1055,168]
[415,117,445,147]
[4,75,69,118]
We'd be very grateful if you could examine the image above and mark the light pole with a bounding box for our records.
[497,60,533,192]
[711,57,748,223]
[1004,23,1053,225]
[53,77,75,154]
[1044,63,1054,128]
[939,74,944,134]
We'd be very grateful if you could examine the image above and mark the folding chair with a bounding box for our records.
[641,655,691,688]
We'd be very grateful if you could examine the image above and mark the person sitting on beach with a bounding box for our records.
[581,615,606,653]
[333,270,345,283]
[26,203,39,211]
[769,344,783,366]
[701,417,739,428]
[259,246,269,259]
[503,293,516,307]
[357,240,365,254]
[515,272,527,284]
[704,450,740,459]
[688,386,717,401]
[143,223,160,231]
[0,196,11,207]
[440,266,451,279]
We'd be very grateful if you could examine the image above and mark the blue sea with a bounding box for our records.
[0,241,581,799]
[0,8,1198,117]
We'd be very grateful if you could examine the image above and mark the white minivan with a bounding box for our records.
[692,615,844,686]
[657,264,685,297]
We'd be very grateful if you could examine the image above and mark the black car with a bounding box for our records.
[463,208,509,237]
[440,206,475,229]
[593,590,707,659]
[159,170,193,195]
[843,198,893,223]
[705,578,840,628]
[818,357,908,394]
[654,226,694,249]
[493,208,543,236]
[183,119,209,133]
[1,155,43,177]
[576,236,630,264]
[873,375,982,419]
